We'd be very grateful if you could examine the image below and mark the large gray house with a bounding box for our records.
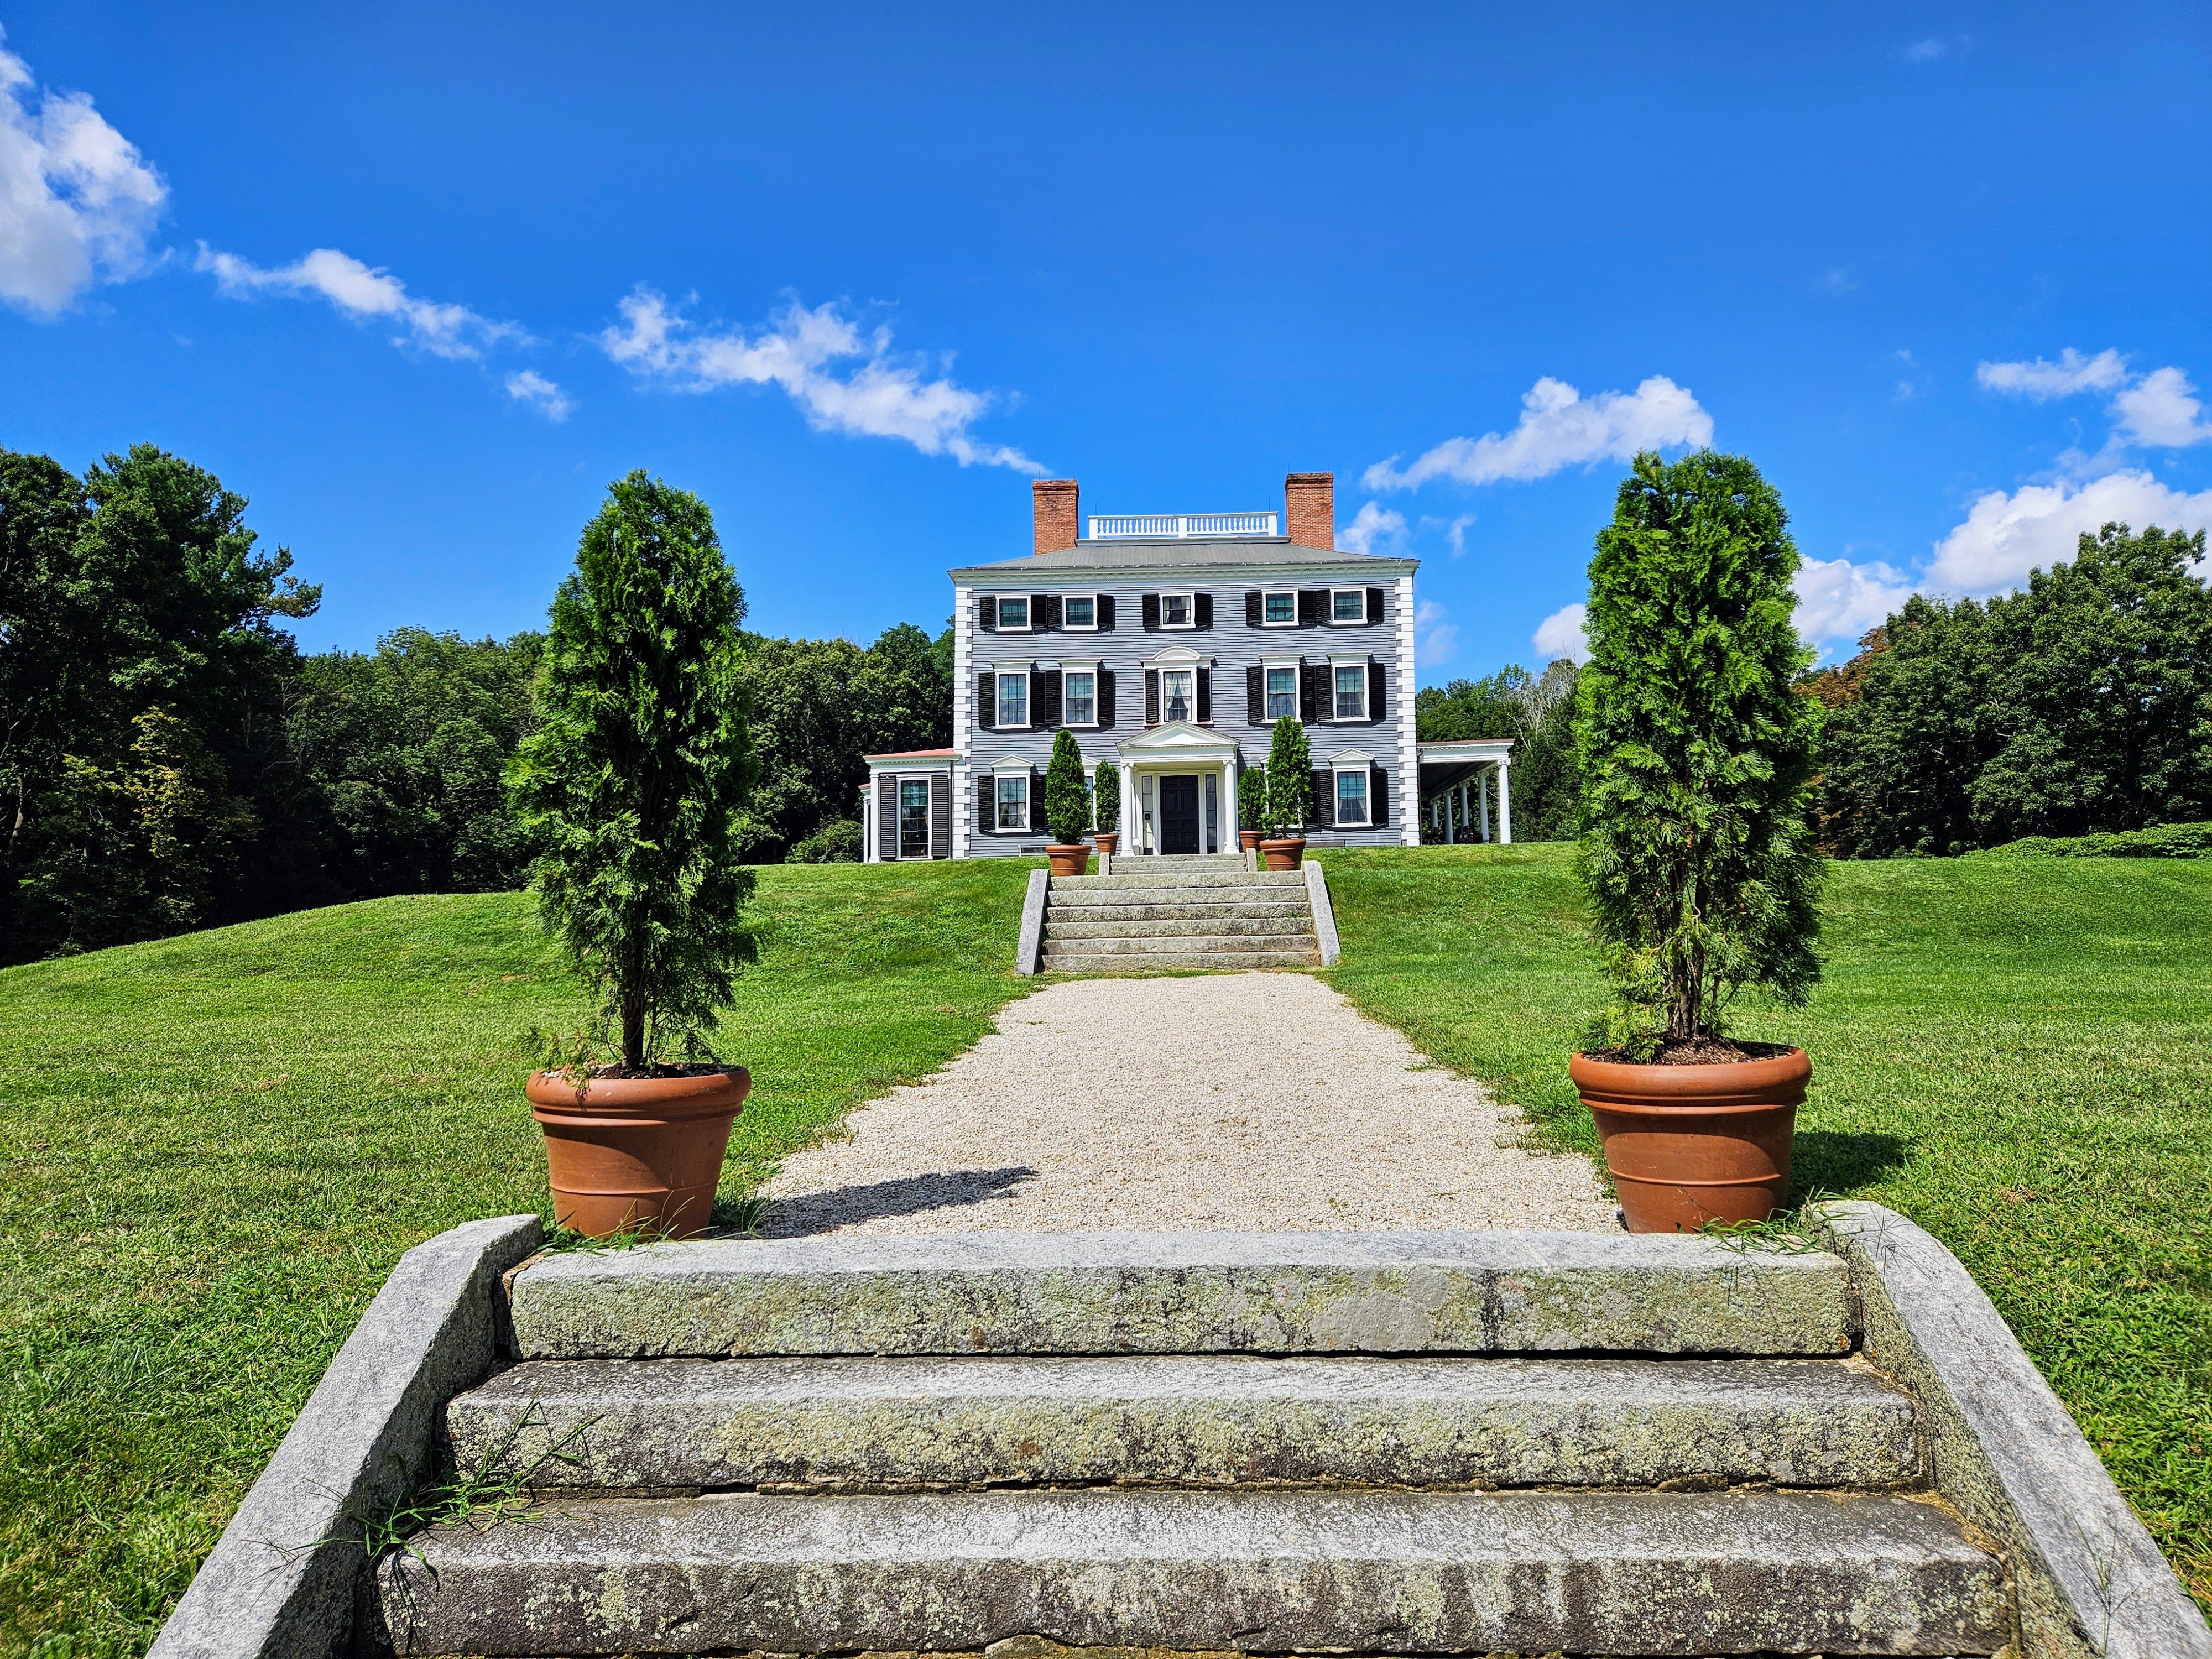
[863,471,1512,860]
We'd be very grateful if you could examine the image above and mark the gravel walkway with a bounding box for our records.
[762,973,1614,1237]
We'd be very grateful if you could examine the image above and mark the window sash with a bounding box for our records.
[1264,591,1296,624]
[1336,771,1370,824]
[1332,589,1365,623]
[997,672,1029,728]
[996,776,1028,828]
[998,596,1030,630]
[1065,671,1096,726]
[1333,665,1366,719]
[1265,667,1297,719]
[1063,595,1095,629]
[1161,670,1196,722]
[1161,594,1192,627]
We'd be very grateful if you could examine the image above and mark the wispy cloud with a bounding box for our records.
[504,369,573,421]
[0,29,168,315]
[1980,347,2212,450]
[1904,34,1970,64]
[197,245,527,361]
[1364,375,1712,493]
[1414,599,1458,665]
[599,287,1042,473]
[1822,266,1861,296]
[1977,348,2128,400]
[1533,602,1589,664]
[1339,501,1410,556]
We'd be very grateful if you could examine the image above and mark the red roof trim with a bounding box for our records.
[865,747,961,762]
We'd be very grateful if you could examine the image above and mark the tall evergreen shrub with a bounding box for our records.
[1264,717,1311,836]
[507,472,758,1070]
[1577,451,1823,1053]
[1044,728,1090,844]
[1241,763,1267,830]
[1092,759,1120,833]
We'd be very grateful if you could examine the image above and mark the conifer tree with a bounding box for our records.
[1264,716,1311,836]
[1044,727,1090,844]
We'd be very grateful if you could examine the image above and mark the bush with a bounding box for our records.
[1044,728,1091,844]
[786,818,862,862]
[1973,819,2212,859]
[1092,758,1120,833]
[1264,717,1311,836]
[506,471,758,1069]
[1576,450,1823,1053]
[1241,763,1267,830]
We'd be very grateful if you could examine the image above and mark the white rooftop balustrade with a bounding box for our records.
[1087,512,1279,540]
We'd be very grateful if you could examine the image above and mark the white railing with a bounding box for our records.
[1087,512,1279,540]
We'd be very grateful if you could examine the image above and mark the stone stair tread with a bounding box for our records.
[505,1230,1855,1360]
[450,1353,1922,1491]
[1046,917,1318,938]
[1044,933,1319,953]
[1042,950,1322,971]
[1047,888,1305,905]
[371,1486,2009,1657]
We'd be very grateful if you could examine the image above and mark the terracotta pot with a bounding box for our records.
[1046,843,1091,877]
[528,1067,751,1239]
[1094,831,1120,856]
[1259,836,1306,872]
[1570,1047,1808,1233]
[1239,828,1263,852]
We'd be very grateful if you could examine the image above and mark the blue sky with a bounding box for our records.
[4,2,2208,681]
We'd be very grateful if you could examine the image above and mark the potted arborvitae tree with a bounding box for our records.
[1260,717,1311,870]
[1569,450,1824,1233]
[507,471,759,1239]
[1239,762,1267,853]
[1092,758,1120,856]
[1043,728,1092,875]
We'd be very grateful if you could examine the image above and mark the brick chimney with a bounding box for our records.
[1285,472,1334,549]
[1032,479,1080,554]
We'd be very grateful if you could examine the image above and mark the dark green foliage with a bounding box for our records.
[1240,763,1266,830]
[1264,716,1311,834]
[1416,659,1582,841]
[505,472,758,1068]
[1974,818,2212,859]
[786,819,862,862]
[1577,450,1824,1048]
[1815,524,2212,856]
[1092,759,1119,833]
[1043,728,1089,844]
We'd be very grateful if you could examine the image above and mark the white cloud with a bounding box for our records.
[599,286,1041,473]
[197,244,525,361]
[1822,267,1861,296]
[1339,502,1409,556]
[1977,348,2128,400]
[1533,601,1589,664]
[1414,599,1458,665]
[1363,375,1712,493]
[2111,366,2212,448]
[1928,469,2212,594]
[1794,555,1916,645]
[1446,513,1474,557]
[0,31,167,315]
[1905,34,1970,62]
[504,369,572,421]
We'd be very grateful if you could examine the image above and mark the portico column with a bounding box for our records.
[1497,760,1512,845]
[1477,773,1490,843]
[1120,761,1136,854]
[1222,761,1239,850]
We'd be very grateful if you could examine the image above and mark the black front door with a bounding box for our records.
[1159,774,1200,855]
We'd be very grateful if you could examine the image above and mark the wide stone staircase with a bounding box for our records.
[368,1231,2015,1656]
[1041,853,1321,972]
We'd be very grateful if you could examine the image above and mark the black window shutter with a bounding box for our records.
[979,594,996,631]
[1145,669,1161,726]
[1196,666,1212,724]
[1366,586,1385,624]
[1312,768,1335,827]
[1194,593,1213,630]
[977,774,993,835]
[1298,589,1323,626]
[930,774,951,857]
[1035,593,1056,630]
[877,775,898,860]
[1245,591,1262,627]
[1029,767,1044,833]
[1245,665,1264,723]
[977,672,996,729]
[1097,593,1115,631]
[1041,667,1063,728]
[1098,669,1116,727]
[1141,593,1160,632]
[1369,659,1386,721]
[1370,764,1388,828]
[1300,662,1318,721]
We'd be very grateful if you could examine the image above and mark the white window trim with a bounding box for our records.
[994,666,1032,731]
[1157,664,1199,724]
[1157,591,1197,630]
[1060,660,1101,729]
[1261,658,1301,722]
[1260,588,1298,628]
[1331,752,1378,827]
[1329,586,1369,625]
[1329,656,1369,722]
[993,770,1031,832]
[1061,593,1100,632]
[996,594,1033,634]
[894,774,935,860]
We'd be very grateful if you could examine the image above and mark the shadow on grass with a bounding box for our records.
[761,1166,1040,1237]
[1790,1129,1911,1200]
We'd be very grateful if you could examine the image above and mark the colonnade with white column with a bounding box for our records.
[1428,759,1511,844]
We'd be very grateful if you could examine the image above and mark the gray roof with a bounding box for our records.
[948,537,1417,581]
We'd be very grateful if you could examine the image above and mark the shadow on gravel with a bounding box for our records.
[763,1166,1040,1236]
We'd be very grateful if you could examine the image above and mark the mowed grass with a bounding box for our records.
[1319,842,2212,1612]
[0,860,1039,1657]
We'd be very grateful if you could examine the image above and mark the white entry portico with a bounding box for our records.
[1116,721,1241,856]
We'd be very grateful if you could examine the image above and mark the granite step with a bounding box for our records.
[1057,869,1302,890]
[447,1353,1923,1493]
[1042,947,1321,972]
[1047,884,1304,906]
[369,1486,2010,1657]
[1043,931,1319,956]
[1042,902,1313,926]
[1045,915,1318,939]
[503,1231,1858,1360]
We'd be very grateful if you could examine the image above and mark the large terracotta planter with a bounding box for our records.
[1259,836,1306,871]
[1570,1047,1808,1233]
[1094,831,1120,857]
[528,1067,750,1239]
[1046,843,1091,877]
[1239,828,1263,853]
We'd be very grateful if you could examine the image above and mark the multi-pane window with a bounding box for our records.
[998,596,1030,630]
[1065,670,1096,726]
[1264,591,1296,625]
[1333,664,1366,720]
[1265,666,1297,720]
[899,779,930,859]
[997,671,1029,728]
[1063,594,1095,629]
[997,775,1029,830]
[1161,593,1193,628]
[1335,770,1370,825]
[1162,669,1195,722]
[1332,589,1366,623]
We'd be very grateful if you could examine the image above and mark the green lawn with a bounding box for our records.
[0,860,1039,1657]
[1319,841,2212,1613]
